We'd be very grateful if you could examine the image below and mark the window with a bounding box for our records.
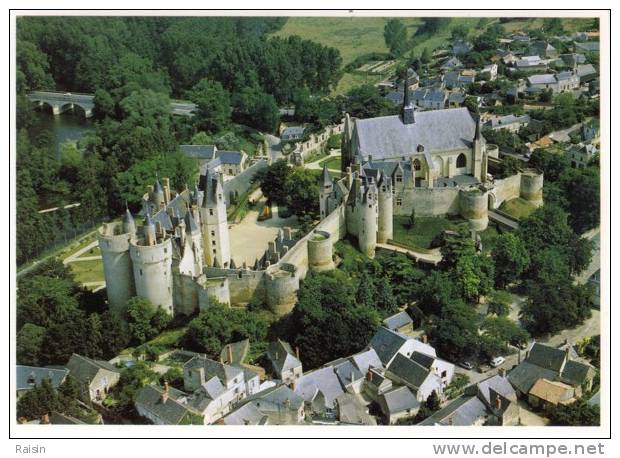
[139,269,143,276]
[456,153,467,168]
[413,159,421,171]
[396,197,402,206]
[164,248,167,253]
[209,209,214,216]
[441,370,447,378]
[396,174,403,183]
[228,169,233,175]
[211,230,215,237]
[213,249,217,254]
[212,240,216,246]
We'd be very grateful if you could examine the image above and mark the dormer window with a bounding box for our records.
[396,175,403,183]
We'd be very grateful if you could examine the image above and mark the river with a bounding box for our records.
[30,110,94,159]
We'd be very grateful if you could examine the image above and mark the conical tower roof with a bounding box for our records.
[321,164,332,187]
[184,210,199,233]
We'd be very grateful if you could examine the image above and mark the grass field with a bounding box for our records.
[499,197,537,220]
[319,156,342,170]
[393,216,469,250]
[69,259,105,284]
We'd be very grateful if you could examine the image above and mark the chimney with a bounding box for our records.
[422,334,428,344]
[499,368,506,378]
[295,346,300,360]
[163,177,171,203]
[227,345,233,364]
[366,370,373,382]
[161,382,169,403]
[495,396,502,411]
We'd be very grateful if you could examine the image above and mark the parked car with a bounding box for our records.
[490,356,505,368]
[459,361,474,370]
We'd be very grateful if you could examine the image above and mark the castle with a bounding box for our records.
[98,80,543,318]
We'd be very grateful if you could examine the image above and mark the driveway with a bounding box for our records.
[264,134,282,163]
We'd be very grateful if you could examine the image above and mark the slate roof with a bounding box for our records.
[507,361,557,394]
[332,360,364,387]
[383,311,413,331]
[577,64,597,78]
[369,327,437,366]
[16,365,68,392]
[386,353,433,391]
[488,114,530,128]
[419,395,487,426]
[559,360,593,386]
[294,367,344,409]
[336,393,377,425]
[380,386,420,415]
[281,126,306,139]
[353,107,477,161]
[226,384,304,424]
[575,42,600,52]
[216,150,245,165]
[222,401,268,425]
[528,74,557,85]
[527,343,568,372]
[134,385,193,425]
[179,144,217,160]
[266,340,302,375]
[65,354,119,385]
[474,374,517,406]
[184,355,243,387]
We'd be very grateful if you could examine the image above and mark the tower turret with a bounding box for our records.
[472,116,484,181]
[199,170,231,268]
[143,212,157,246]
[185,209,203,272]
[151,175,165,209]
[342,113,354,173]
[402,71,415,125]
[319,164,333,219]
[377,172,394,243]
[122,204,136,236]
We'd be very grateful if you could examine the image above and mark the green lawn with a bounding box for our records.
[319,156,342,170]
[393,216,469,250]
[499,198,536,220]
[69,259,105,284]
[148,328,187,348]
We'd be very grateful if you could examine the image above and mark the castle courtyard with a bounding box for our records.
[228,196,299,267]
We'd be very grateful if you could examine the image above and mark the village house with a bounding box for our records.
[410,88,447,110]
[527,71,580,94]
[266,339,303,384]
[480,63,498,80]
[486,114,531,133]
[528,41,558,59]
[514,55,548,72]
[65,354,120,403]
[135,383,203,425]
[420,373,520,426]
[377,385,420,424]
[222,384,305,425]
[280,125,306,142]
[179,144,248,177]
[444,70,476,89]
[382,310,414,334]
[507,342,596,410]
[16,365,69,399]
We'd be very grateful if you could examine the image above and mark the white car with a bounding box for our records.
[490,356,505,368]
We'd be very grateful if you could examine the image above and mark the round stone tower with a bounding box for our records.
[130,215,174,315]
[358,179,378,258]
[264,263,300,315]
[459,187,489,231]
[520,169,544,207]
[98,214,136,316]
[307,230,335,272]
[377,172,393,243]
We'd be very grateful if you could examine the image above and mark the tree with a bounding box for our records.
[182,302,268,359]
[495,155,521,179]
[375,277,399,315]
[16,379,61,421]
[481,316,529,351]
[100,311,131,358]
[549,400,599,426]
[16,323,46,366]
[432,301,480,361]
[232,86,280,132]
[415,270,458,317]
[290,271,380,369]
[492,233,530,287]
[259,160,292,206]
[454,255,495,303]
[440,232,477,270]
[125,297,159,346]
[16,40,54,93]
[286,168,320,217]
[561,166,600,233]
[344,85,396,119]
[188,78,232,133]
[383,19,408,57]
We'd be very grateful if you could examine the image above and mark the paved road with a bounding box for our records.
[376,243,442,265]
[264,134,282,163]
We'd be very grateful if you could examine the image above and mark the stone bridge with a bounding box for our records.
[27,91,197,118]
[27,91,95,118]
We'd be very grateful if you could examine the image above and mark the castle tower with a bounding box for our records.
[185,209,203,273]
[377,172,393,243]
[319,164,333,219]
[341,113,354,173]
[199,171,231,268]
[358,178,378,258]
[129,214,174,315]
[472,117,484,181]
[98,212,136,316]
